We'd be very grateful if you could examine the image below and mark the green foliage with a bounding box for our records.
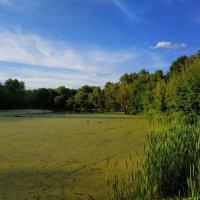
[73,85,104,111]
[167,55,188,77]
[145,117,200,198]
[4,78,25,93]
[0,78,25,109]
[165,74,178,111]
[54,95,66,109]
[89,87,104,111]
[119,72,139,84]
[154,79,166,111]
[56,86,71,98]
[25,88,55,109]
[125,69,158,114]
[65,96,75,110]
[0,50,200,115]
[116,82,129,113]
[108,117,200,200]
[75,90,90,111]
[104,82,120,111]
[174,58,200,114]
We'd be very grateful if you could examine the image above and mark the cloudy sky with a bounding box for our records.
[0,0,199,88]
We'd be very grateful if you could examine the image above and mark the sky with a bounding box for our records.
[0,0,199,89]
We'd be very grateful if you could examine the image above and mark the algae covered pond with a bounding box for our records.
[0,111,149,199]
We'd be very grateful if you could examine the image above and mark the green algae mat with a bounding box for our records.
[0,111,149,199]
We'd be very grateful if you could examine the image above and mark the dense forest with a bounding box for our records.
[0,51,200,115]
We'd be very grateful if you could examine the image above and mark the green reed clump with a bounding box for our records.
[145,117,200,198]
[107,155,155,200]
[108,117,200,200]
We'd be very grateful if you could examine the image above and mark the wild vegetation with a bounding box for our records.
[0,51,200,199]
[107,116,200,200]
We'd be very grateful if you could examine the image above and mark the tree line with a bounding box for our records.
[0,51,200,115]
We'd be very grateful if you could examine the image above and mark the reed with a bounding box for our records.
[108,116,200,199]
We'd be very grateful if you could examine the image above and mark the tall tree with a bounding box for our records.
[104,82,120,111]
[89,87,104,111]
[117,82,129,113]
[174,57,200,114]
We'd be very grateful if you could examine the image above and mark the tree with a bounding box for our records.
[117,82,129,113]
[54,95,66,109]
[89,87,104,111]
[154,79,166,112]
[174,58,200,114]
[104,82,120,111]
[74,91,89,111]
[167,56,187,78]
[29,88,53,109]
[154,70,164,81]
[54,86,71,109]
[56,86,71,99]
[120,73,139,84]
[65,96,75,110]
[3,78,25,108]
[4,78,25,93]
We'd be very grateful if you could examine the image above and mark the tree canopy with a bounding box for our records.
[0,51,200,115]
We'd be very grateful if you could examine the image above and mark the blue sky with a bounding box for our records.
[0,0,199,88]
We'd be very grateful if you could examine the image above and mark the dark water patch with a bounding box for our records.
[0,110,142,121]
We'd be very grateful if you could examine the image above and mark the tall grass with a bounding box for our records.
[145,117,200,198]
[108,116,200,199]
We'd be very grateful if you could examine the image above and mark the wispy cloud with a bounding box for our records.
[152,41,186,49]
[0,0,12,5]
[0,28,137,73]
[0,0,44,10]
[111,0,135,19]
[0,28,168,88]
[0,62,120,88]
[165,0,185,5]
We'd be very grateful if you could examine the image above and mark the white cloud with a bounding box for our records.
[153,41,186,49]
[0,0,136,20]
[0,64,120,89]
[0,28,138,73]
[0,29,168,88]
